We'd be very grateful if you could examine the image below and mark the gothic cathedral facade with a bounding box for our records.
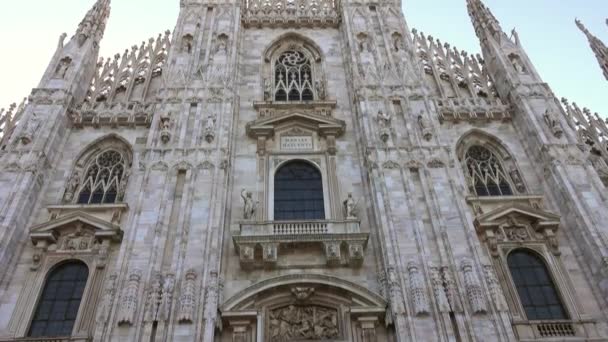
[0,0,607,341]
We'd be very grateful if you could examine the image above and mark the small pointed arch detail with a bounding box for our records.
[507,249,568,320]
[64,134,133,205]
[28,260,89,337]
[456,130,525,196]
[274,159,325,221]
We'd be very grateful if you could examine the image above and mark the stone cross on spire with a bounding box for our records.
[74,0,112,47]
[576,19,608,81]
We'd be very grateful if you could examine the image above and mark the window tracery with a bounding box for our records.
[273,50,315,102]
[464,145,513,196]
[72,149,129,205]
[28,262,88,337]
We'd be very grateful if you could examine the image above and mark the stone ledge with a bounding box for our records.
[233,220,368,269]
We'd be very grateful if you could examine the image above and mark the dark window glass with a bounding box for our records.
[274,161,324,220]
[29,262,88,337]
[508,250,567,321]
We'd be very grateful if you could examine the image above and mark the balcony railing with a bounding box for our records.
[242,0,341,28]
[234,219,368,269]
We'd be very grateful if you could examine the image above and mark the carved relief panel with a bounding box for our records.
[268,305,340,341]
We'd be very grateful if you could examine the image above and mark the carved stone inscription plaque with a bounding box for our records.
[281,136,313,151]
[268,305,339,341]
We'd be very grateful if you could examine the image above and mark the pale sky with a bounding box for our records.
[0,0,606,115]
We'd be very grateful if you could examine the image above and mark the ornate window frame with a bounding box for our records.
[63,135,133,205]
[268,158,331,221]
[7,212,123,339]
[262,33,327,103]
[9,211,123,338]
[457,132,527,196]
[473,203,598,339]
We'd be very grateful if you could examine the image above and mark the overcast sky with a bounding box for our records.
[0,0,606,115]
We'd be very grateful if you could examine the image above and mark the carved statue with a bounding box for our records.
[377,110,391,128]
[269,305,339,341]
[54,57,72,79]
[509,54,526,74]
[543,109,564,138]
[159,112,172,143]
[20,113,41,145]
[241,189,257,220]
[263,78,272,101]
[204,114,216,143]
[315,79,326,100]
[343,192,358,219]
[63,170,81,203]
[508,167,526,193]
[418,114,433,141]
[511,28,521,46]
[57,32,67,50]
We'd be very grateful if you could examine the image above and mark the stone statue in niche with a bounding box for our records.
[392,32,406,53]
[509,53,526,74]
[377,110,392,128]
[20,113,41,145]
[204,114,216,143]
[241,189,257,220]
[315,79,326,100]
[263,78,272,101]
[543,109,564,138]
[377,110,391,143]
[268,305,339,341]
[357,33,372,53]
[343,192,359,219]
[182,34,193,54]
[54,57,72,79]
[508,167,526,193]
[63,170,81,203]
[418,113,433,141]
[159,112,172,144]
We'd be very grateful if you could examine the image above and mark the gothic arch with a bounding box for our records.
[456,130,526,195]
[263,32,323,63]
[221,274,386,311]
[63,134,133,204]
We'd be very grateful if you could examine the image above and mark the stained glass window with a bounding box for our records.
[274,161,325,220]
[28,262,88,337]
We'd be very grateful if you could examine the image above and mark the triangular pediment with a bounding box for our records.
[474,203,560,232]
[247,112,345,139]
[30,211,123,245]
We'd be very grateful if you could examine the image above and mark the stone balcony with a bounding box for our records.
[0,337,90,342]
[242,0,341,28]
[233,219,368,269]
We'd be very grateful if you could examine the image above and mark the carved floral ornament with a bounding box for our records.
[473,203,561,257]
[28,211,124,271]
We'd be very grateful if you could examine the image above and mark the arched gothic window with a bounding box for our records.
[28,262,88,337]
[273,50,314,102]
[77,149,128,204]
[508,250,567,320]
[274,161,324,220]
[464,145,513,196]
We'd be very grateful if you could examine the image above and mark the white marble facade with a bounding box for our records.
[0,0,607,341]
